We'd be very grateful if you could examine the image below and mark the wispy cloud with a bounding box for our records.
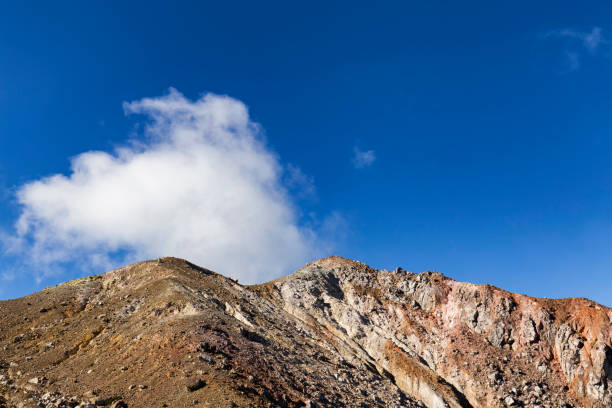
[544,27,607,71]
[3,89,334,284]
[564,51,581,71]
[352,147,376,169]
[285,164,316,199]
[1,271,15,282]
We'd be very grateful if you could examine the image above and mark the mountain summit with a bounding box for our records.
[0,257,610,408]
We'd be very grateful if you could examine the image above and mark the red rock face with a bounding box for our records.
[265,256,612,408]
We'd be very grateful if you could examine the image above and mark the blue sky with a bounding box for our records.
[1,1,611,306]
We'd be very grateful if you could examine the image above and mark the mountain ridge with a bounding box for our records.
[0,256,610,408]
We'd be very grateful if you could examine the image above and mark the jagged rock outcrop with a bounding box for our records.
[254,256,612,408]
[0,256,610,408]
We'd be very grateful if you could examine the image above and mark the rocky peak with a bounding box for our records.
[0,256,610,408]
[258,256,612,408]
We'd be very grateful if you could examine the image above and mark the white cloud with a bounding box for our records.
[553,27,605,53]
[582,27,605,52]
[7,89,326,284]
[352,147,376,169]
[545,27,606,70]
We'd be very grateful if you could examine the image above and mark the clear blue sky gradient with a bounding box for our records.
[1,1,611,305]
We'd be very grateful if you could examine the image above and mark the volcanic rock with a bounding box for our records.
[0,256,609,408]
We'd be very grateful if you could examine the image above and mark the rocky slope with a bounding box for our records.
[0,256,610,408]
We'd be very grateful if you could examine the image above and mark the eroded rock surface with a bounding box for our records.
[0,258,417,408]
[0,256,610,408]
[255,256,612,408]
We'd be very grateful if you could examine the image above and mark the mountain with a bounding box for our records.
[0,256,610,408]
